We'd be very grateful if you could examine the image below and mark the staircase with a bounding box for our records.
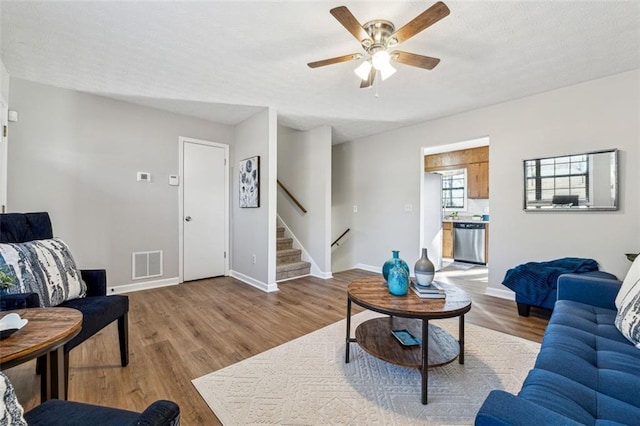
[276,226,311,281]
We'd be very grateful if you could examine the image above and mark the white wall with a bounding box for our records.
[277,125,332,276]
[333,70,640,293]
[7,78,235,288]
[0,61,9,102]
[231,108,278,291]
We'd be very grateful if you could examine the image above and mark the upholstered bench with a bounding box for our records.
[501,257,617,316]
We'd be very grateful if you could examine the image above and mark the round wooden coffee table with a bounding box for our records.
[0,307,82,401]
[346,276,472,404]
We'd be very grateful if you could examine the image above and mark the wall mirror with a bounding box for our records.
[523,149,618,211]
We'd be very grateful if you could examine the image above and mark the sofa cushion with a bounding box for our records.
[0,238,86,307]
[518,300,640,424]
[60,294,129,352]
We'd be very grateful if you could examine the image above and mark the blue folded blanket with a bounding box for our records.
[502,257,599,305]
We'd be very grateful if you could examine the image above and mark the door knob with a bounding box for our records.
[185,216,192,222]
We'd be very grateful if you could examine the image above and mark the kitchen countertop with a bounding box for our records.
[443,218,490,224]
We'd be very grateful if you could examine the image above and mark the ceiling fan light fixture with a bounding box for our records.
[354,60,372,80]
[379,63,397,81]
[371,50,391,70]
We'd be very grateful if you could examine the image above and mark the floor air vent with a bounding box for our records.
[132,251,163,280]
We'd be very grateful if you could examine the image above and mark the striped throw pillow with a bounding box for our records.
[0,238,86,307]
[615,257,640,348]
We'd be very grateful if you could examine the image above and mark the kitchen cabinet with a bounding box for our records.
[443,222,453,258]
[425,146,489,199]
[467,161,489,199]
[424,146,489,170]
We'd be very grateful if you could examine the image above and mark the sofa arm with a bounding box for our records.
[80,269,107,297]
[133,400,180,426]
[556,273,621,309]
[0,292,40,310]
[475,390,582,426]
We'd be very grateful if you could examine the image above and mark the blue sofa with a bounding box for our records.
[476,273,640,425]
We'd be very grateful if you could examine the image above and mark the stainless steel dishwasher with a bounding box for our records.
[453,222,486,264]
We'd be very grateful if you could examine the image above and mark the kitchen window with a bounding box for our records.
[440,168,467,211]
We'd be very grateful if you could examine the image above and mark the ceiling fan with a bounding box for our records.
[307,1,450,88]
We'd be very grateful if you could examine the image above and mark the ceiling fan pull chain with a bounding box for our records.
[375,71,380,98]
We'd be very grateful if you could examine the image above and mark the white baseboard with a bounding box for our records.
[484,286,515,300]
[108,277,180,295]
[353,263,380,274]
[230,270,279,293]
[312,271,333,279]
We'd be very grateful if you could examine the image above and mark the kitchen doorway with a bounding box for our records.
[420,137,490,274]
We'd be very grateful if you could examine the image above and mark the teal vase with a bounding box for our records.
[382,250,409,281]
[387,260,409,296]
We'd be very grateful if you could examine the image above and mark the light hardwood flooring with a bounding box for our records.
[5,268,550,425]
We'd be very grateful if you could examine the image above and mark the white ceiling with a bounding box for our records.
[2,1,639,143]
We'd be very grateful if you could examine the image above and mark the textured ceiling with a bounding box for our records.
[2,1,639,143]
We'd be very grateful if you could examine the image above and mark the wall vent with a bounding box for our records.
[132,251,163,280]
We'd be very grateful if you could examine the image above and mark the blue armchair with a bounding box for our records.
[0,212,129,399]
[24,399,180,426]
[1,370,180,426]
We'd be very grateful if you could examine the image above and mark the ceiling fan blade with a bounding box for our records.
[360,67,376,88]
[330,6,372,44]
[392,51,440,70]
[307,53,362,68]
[390,1,450,44]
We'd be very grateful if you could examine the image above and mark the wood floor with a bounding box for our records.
[5,268,550,425]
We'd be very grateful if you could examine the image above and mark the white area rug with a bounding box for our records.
[193,311,540,425]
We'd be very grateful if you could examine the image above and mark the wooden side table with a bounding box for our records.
[0,308,82,401]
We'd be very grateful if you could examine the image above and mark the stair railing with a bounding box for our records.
[331,228,351,247]
[277,180,307,214]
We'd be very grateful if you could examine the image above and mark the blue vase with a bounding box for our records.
[387,260,409,296]
[382,250,410,281]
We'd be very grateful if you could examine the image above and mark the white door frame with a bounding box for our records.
[0,96,8,213]
[178,136,230,283]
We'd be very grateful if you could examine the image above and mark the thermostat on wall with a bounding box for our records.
[137,172,151,182]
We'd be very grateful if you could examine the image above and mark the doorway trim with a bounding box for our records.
[0,96,8,213]
[178,136,230,283]
[419,136,490,263]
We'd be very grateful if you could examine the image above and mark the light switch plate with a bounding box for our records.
[137,172,151,182]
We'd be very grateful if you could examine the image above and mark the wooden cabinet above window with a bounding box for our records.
[425,146,489,199]
[467,161,489,199]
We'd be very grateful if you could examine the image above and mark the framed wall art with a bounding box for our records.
[239,156,260,208]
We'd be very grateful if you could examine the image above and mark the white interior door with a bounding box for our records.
[182,139,228,281]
